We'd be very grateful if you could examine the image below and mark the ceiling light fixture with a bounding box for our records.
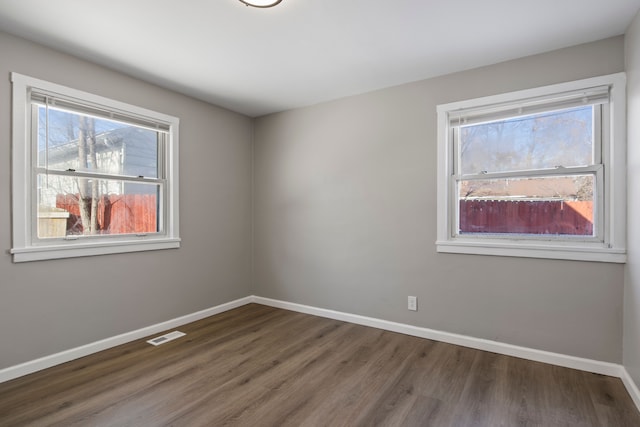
[238,0,282,7]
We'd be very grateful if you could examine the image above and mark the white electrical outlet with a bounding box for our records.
[408,296,417,311]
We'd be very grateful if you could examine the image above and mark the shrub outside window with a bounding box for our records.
[11,73,180,262]
[436,74,626,263]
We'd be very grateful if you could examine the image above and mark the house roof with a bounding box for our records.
[44,127,154,164]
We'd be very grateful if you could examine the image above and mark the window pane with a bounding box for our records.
[458,175,594,236]
[37,174,160,238]
[459,106,594,175]
[37,106,159,178]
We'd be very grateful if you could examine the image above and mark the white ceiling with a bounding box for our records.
[0,0,639,117]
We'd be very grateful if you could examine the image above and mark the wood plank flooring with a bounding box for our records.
[0,303,638,426]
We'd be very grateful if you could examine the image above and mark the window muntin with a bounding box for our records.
[11,73,180,262]
[436,73,626,263]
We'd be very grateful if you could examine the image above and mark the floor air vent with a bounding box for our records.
[147,331,186,346]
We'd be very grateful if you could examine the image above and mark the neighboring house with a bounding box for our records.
[42,126,158,196]
[38,126,158,236]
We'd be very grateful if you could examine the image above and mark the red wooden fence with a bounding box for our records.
[56,194,157,235]
[54,195,592,236]
[459,200,593,235]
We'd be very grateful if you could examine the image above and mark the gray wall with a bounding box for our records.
[625,11,640,387]
[253,36,626,363]
[0,32,253,370]
[0,29,632,372]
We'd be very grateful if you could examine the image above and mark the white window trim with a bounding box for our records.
[436,73,626,263]
[10,73,181,262]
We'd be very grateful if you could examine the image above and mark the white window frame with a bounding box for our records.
[436,73,626,263]
[10,73,181,262]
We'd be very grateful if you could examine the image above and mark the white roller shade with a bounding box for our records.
[448,85,609,127]
[30,90,171,133]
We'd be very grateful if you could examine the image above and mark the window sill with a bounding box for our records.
[436,240,626,263]
[10,238,181,263]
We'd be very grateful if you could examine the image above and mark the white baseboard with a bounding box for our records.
[251,296,623,377]
[251,296,640,411]
[252,296,640,412]
[0,296,253,384]
[2,293,639,415]
[621,367,640,412]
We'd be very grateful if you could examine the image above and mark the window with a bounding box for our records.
[11,73,180,262]
[436,73,626,262]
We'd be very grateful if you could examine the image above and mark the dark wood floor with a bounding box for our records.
[0,304,638,426]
